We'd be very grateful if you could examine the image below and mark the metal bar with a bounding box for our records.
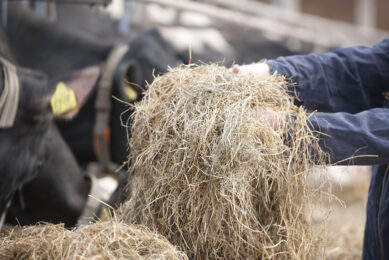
[142,0,329,48]
[161,0,388,47]
[282,0,300,12]
[142,0,387,48]
[204,0,383,36]
[32,1,46,17]
[118,0,130,34]
[355,0,376,29]
[1,0,7,28]
[8,0,111,5]
[270,0,300,11]
[47,1,57,21]
[270,0,282,7]
[94,44,129,174]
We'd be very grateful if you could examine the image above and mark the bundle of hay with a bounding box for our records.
[119,64,326,259]
[0,221,187,259]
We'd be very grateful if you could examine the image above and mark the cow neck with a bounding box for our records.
[0,58,20,128]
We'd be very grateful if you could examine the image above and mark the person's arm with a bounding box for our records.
[234,39,389,165]
[306,108,389,165]
[267,38,389,113]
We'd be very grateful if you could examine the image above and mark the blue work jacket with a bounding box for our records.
[267,37,389,260]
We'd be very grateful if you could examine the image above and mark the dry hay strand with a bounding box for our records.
[0,221,187,259]
[119,64,326,259]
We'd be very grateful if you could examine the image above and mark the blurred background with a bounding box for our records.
[8,0,387,61]
[2,0,387,258]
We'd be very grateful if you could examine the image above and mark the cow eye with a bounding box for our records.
[36,158,46,171]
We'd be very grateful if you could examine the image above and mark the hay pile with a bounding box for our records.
[119,64,326,259]
[0,221,187,259]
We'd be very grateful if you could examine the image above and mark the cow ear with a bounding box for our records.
[51,65,101,120]
[114,60,144,102]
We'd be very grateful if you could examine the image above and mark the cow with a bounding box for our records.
[6,4,182,166]
[0,24,101,228]
[0,60,53,228]
[4,2,316,225]
[5,123,92,227]
[4,3,183,225]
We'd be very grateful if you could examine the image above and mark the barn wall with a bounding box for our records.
[377,0,389,31]
[254,0,388,31]
[300,0,355,24]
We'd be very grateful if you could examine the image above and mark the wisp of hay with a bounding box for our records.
[119,64,326,259]
[0,221,187,259]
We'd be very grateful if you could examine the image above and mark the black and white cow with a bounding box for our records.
[0,25,100,228]
[4,2,317,225]
[4,3,183,225]
[5,123,92,227]
[7,4,182,166]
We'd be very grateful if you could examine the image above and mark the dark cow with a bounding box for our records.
[5,2,316,225]
[0,62,52,227]
[4,3,183,224]
[5,123,92,227]
[0,26,100,228]
[7,4,182,166]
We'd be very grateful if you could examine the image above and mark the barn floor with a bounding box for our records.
[312,166,370,259]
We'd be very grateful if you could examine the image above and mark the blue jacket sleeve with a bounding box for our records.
[267,38,389,113]
[310,108,389,165]
[267,38,389,165]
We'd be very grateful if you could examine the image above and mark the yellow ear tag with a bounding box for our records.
[50,82,78,115]
[124,85,138,101]
[99,205,113,222]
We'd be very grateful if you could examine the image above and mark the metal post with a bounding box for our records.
[356,0,376,29]
[270,0,282,7]
[270,0,300,12]
[47,1,57,21]
[118,0,130,35]
[1,0,7,28]
[284,0,300,12]
[33,1,47,17]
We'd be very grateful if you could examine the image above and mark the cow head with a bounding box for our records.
[5,122,92,228]
[0,61,100,218]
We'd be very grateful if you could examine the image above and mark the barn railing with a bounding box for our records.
[140,0,387,51]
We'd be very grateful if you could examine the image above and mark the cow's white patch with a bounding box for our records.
[104,0,126,19]
[160,27,233,54]
[179,11,212,27]
[93,175,119,202]
[78,175,118,225]
[146,4,177,25]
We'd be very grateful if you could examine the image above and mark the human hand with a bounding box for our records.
[230,63,283,130]
[230,62,271,78]
[258,107,285,131]
[230,63,287,131]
